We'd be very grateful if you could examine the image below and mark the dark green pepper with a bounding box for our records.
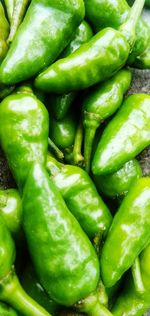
[34,0,144,94]
[21,264,60,315]
[4,0,14,22]
[0,189,22,238]
[49,21,93,121]
[0,0,84,84]
[0,216,51,316]
[146,0,150,6]
[23,162,112,316]
[93,159,142,200]
[100,177,150,288]
[84,0,150,65]
[47,154,112,241]
[0,2,9,63]
[83,68,132,172]
[92,94,150,176]
[112,243,150,316]
[134,43,150,69]
[0,85,49,192]
[0,302,18,316]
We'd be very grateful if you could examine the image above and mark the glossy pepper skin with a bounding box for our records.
[49,111,77,150]
[50,21,93,121]
[0,0,84,84]
[112,243,150,316]
[0,189,22,238]
[83,68,132,173]
[93,159,142,199]
[4,0,14,21]
[47,155,112,241]
[21,264,60,315]
[22,163,100,306]
[0,86,49,192]
[134,43,150,69]
[92,94,150,176]
[84,0,149,64]
[34,0,144,94]
[0,302,18,316]
[100,177,150,288]
[0,2,9,63]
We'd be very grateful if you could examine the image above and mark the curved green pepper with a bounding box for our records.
[0,302,18,316]
[23,163,112,316]
[21,264,60,315]
[83,68,132,172]
[93,159,142,200]
[0,2,9,63]
[0,85,49,192]
[0,216,51,316]
[84,0,150,64]
[34,0,144,94]
[112,244,150,316]
[49,111,77,150]
[92,94,150,176]
[4,0,14,22]
[0,189,22,238]
[100,177,150,288]
[0,0,84,84]
[47,154,112,241]
[49,21,93,121]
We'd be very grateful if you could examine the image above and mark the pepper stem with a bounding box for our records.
[84,126,97,173]
[0,269,51,316]
[131,256,145,294]
[76,291,112,316]
[48,137,64,160]
[119,0,145,49]
[72,119,84,166]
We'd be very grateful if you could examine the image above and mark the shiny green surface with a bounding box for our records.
[4,0,14,21]
[0,2,9,63]
[0,189,22,237]
[112,244,150,316]
[134,43,150,69]
[0,88,49,192]
[84,0,149,64]
[8,0,29,43]
[23,163,99,306]
[0,0,84,84]
[47,155,112,240]
[101,177,150,288]
[92,94,150,175]
[94,159,142,198]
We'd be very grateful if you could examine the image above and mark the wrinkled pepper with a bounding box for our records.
[50,21,93,121]
[92,94,150,175]
[93,159,142,200]
[0,2,9,63]
[34,0,144,94]
[100,177,150,288]
[83,68,132,173]
[46,154,112,241]
[0,85,49,192]
[0,0,84,84]
[84,0,150,65]
[112,243,150,316]
[0,302,18,316]
[0,188,22,238]
[23,163,112,316]
[0,215,51,316]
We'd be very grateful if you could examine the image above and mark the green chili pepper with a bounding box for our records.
[49,111,77,151]
[21,264,60,315]
[0,189,22,238]
[84,0,149,65]
[0,0,84,85]
[22,162,111,315]
[4,0,14,22]
[92,94,150,176]
[0,85,49,192]
[100,177,150,288]
[34,0,144,94]
[112,243,150,316]
[47,154,112,241]
[134,43,150,69]
[49,21,93,121]
[0,2,9,64]
[83,68,132,173]
[0,216,51,316]
[93,159,142,200]
[8,0,30,43]
[0,302,18,316]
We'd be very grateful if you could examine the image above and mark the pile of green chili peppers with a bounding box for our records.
[0,0,150,315]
